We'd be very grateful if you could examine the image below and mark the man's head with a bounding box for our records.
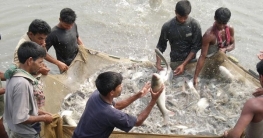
[214,7,231,25]
[27,19,51,46]
[95,71,123,97]
[175,0,191,23]
[18,41,47,75]
[257,60,263,87]
[59,8,76,30]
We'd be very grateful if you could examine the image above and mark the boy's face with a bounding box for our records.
[28,32,47,47]
[176,13,188,24]
[214,20,228,30]
[59,20,74,30]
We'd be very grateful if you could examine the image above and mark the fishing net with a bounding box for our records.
[40,48,259,138]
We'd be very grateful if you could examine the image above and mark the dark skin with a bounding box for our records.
[156,13,196,76]
[193,19,235,86]
[44,19,84,73]
[28,32,68,73]
[0,71,5,95]
[100,82,164,126]
[224,74,263,138]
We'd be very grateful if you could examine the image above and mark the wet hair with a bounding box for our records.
[95,71,123,96]
[60,8,76,24]
[175,0,191,16]
[214,7,231,24]
[28,19,51,35]
[257,60,263,76]
[17,41,46,64]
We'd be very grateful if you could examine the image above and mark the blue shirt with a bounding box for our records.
[73,90,137,138]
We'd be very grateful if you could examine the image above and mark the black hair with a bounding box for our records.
[175,0,191,16]
[95,71,123,96]
[28,19,51,35]
[17,41,46,64]
[257,60,263,76]
[214,7,231,24]
[60,8,76,24]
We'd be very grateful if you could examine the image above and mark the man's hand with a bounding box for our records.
[0,88,5,95]
[42,114,53,124]
[174,64,185,76]
[150,85,164,101]
[253,87,263,97]
[38,66,50,75]
[57,61,69,73]
[38,110,52,116]
[193,77,198,87]
[257,51,263,60]
[138,82,151,97]
[220,48,227,53]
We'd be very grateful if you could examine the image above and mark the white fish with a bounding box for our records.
[151,49,174,125]
[219,66,235,80]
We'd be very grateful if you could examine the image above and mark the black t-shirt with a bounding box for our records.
[157,17,202,62]
[46,23,79,66]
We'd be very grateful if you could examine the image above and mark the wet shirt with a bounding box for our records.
[45,23,79,66]
[73,90,137,138]
[157,17,202,62]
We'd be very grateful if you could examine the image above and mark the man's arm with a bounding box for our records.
[226,27,235,52]
[193,33,212,86]
[220,26,235,53]
[224,99,255,138]
[22,114,53,124]
[0,71,5,81]
[44,53,68,72]
[135,86,164,126]
[115,82,151,110]
[156,23,169,71]
[77,37,83,45]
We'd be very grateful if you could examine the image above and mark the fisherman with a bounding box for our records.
[4,41,53,137]
[14,19,66,74]
[223,60,263,138]
[73,71,164,138]
[155,0,202,76]
[13,19,53,111]
[45,8,84,73]
[193,7,235,86]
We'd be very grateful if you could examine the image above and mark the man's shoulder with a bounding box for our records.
[188,17,201,26]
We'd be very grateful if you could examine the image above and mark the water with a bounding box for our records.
[61,63,257,135]
[0,0,263,74]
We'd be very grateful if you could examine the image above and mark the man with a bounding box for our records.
[4,41,53,138]
[193,7,235,86]
[73,71,164,138]
[14,19,67,73]
[156,0,202,76]
[0,34,7,138]
[45,8,84,72]
[223,60,263,138]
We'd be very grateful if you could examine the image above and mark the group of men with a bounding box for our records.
[0,8,83,138]
[0,0,263,138]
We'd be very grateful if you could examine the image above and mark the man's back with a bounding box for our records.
[73,90,136,138]
[245,97,263,138]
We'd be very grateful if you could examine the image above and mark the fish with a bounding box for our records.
[219,66,235,80]
[151,49,174,125]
